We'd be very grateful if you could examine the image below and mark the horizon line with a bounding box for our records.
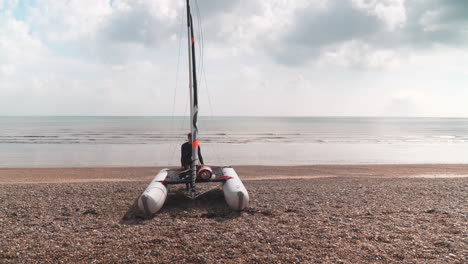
[0,115,467,118]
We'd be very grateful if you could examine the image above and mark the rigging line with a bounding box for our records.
[194,0,216,151]
[194,0,204,78]
[171,12,185,118]
[169,8,187,166]
[174,3,193,167]
[194,0,223,165]
[193,1,213,120]
[202,71,225,165]
[194,0,214,118]
[193,0,203,89]
[193,0,205,133]
[199,4,225,165]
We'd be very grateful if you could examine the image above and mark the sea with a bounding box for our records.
[0,116,467,168]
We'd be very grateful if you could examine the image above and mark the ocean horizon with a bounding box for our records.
[1,116,467,167]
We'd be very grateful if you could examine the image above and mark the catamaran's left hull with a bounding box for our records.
[138,169,168,216]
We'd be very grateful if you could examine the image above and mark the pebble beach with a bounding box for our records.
[1,165,467,263]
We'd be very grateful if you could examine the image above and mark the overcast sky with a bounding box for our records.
[1,0,467,117]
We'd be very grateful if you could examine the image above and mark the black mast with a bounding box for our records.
[186,0,199,195]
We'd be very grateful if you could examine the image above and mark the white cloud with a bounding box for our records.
[0,0,467,117]
[0,0,18,10]
[0,12,50,94]
[27,0,113,42]
[352,0,407,30]
[318,40,403,69]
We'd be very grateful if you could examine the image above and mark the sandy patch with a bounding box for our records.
[246,175,336,181]
[1,178,139,184]
[407,174,468,178]
[2,165,468,184]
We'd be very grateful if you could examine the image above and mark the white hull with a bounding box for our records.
[138,167,249,215]
[138,169,169,216]
[222,167,249,211]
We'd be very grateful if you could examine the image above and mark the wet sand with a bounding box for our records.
[0,165,467,263]
[1,164,468,184]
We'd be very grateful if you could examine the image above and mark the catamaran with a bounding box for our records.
[138,0,249,216]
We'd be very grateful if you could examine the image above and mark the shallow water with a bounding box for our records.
[0,116,467,167]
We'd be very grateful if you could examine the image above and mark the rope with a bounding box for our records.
[194,0,224,166]
[169,12,186,167]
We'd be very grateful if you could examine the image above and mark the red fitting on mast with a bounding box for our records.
[192,139,199,149]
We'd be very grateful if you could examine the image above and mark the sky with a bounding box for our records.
[0,0,467,117]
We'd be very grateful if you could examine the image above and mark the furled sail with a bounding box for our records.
[186,0,199,192]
